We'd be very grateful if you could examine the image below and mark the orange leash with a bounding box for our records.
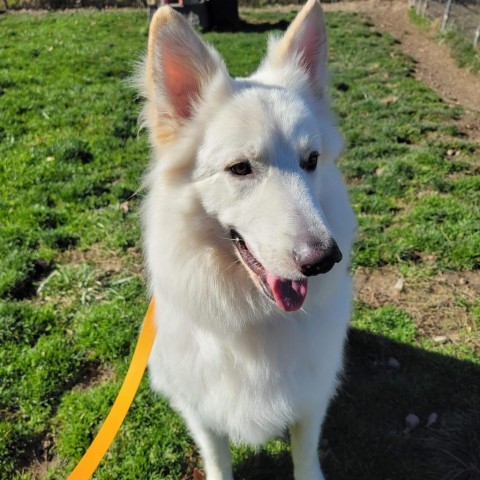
[68,298,156,480]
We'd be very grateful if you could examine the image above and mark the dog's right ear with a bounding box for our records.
[143,7,230,144]
[255,0,329,99]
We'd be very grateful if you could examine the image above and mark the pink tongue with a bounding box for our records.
[265,273,308,312]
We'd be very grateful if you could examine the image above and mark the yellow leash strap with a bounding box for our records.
[68,298,156,480]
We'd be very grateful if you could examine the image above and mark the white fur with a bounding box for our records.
[139,1,357,479]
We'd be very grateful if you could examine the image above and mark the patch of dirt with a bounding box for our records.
[455,110,480,142]
[59,243,143,276]
[354,267,480,340]
[74,361,116,391]
[21,432,59,480]
[323,0,480,118]
[30,244,144,308]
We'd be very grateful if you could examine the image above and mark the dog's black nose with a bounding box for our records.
[294,241,343,277]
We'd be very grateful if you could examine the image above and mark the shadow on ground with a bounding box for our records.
[209,19,289,33]
[234,328,480,480]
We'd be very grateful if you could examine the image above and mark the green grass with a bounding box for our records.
[1,8,479,480]
[444,29,480,73]
[408,6,432,32]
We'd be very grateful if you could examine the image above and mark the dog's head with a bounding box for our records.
[141,0,345,313]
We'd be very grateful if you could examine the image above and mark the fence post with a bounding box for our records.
[415,0,421,14]
[475,18,480,48]
[147,0,157,21]
[441,0,453,32]
[419,0,425,14]
[421,0,428,16]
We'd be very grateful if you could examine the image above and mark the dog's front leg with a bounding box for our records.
[184,411,234,480]
[290,411,326,480]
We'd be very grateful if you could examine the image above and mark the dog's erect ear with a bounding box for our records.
[260,0,328,97]
[144,7,229,142]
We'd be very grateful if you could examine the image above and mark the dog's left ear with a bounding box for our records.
[143,7,230,145]
[259,0,328,98]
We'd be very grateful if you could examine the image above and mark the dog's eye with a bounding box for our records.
[301,151,319,172]
[229,162,252,176]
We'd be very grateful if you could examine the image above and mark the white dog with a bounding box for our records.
[138,1,356,478]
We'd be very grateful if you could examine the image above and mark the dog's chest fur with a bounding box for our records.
[148,271,352,445]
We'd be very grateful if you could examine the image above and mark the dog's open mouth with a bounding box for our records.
[231,229,308,312]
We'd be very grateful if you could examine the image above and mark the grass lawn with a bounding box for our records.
[1,7,479,480]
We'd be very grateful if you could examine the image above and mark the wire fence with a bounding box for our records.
[413,0,480,47]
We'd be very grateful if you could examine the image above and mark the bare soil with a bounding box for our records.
[59,243,143,276]
[26,437,59,480]
[354,267,480,345]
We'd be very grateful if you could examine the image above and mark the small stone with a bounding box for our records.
[388,357,401,369]
[427,412,438,427]
[42,437,52,449]
[446,149,454,156]
[394,278,404,292]
[120,201,130,213]
[380,95,399,105]
[46,156,54,162]
[404,413,420,433]
[433,335,448,344]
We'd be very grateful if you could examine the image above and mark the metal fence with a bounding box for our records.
[413,0,480,47]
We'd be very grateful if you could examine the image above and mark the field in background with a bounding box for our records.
[0,7,479,480]
[409,2,480,73]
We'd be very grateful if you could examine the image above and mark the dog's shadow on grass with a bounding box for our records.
[234,328,480,480]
